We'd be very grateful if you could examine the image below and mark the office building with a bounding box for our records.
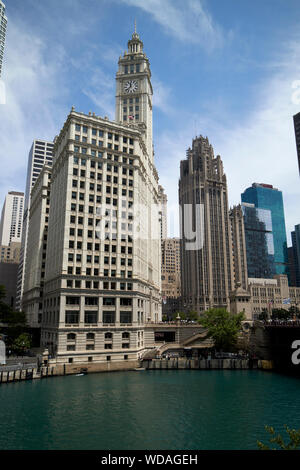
[29,27,162,363]
[0,1,7,78]
[16,140,54,311]
[158,185,167,241]
[179,136,233,314]
[293,112,300,175]
[161,238,181,299]
[0,191,24,246]
[241,183,288,276]
[289,225,300,287]
[22,166,51,327]
[241,202,275,279]
[229,204,248,290]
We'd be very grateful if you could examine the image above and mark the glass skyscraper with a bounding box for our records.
[241,202,275,278]
[241,183,288,276]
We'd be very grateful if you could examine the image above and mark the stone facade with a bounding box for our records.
[27,28,162,364]
[179,136,233,314]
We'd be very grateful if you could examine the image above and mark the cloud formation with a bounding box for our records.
[119,0,225,50]
[156,37,300,243]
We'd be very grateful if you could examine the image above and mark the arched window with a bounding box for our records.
[87,333,95,340]
[67,333,76,341]
[122,332,130,339]
[105,332,113,339]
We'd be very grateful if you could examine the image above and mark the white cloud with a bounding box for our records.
[156,38,300,243]
[119,0,225,50]
[0,20,68,203]
[82,67,115,119]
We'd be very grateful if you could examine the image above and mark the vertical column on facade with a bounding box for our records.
[79,295,85,327]
[98,296,102,326]
[115,297,120,326]
[59,295,66,326]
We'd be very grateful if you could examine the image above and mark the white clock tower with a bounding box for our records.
[115,25,153,161]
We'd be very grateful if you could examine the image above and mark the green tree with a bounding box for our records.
[0,285,28,353]
[199,308,245,351]
[258,309,268,321]
[257,425,300,450]
[187,310,198,321]
[271,309,290,321]
[12,333,31,354]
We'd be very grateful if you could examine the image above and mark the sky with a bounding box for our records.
[0,0,300,243]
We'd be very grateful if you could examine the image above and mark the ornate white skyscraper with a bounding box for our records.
[23,27,161,365]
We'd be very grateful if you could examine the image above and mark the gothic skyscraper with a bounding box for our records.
[179,136,233,314]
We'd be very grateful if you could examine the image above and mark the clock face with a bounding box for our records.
[124,80,138,94]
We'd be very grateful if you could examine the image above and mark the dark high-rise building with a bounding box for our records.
[179,136,233,314]
[293,112,300,175]
[289,225,300,287]
[241,202,275,279]
[241,183,288,276]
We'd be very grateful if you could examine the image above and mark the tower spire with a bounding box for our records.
[134,18,136,34]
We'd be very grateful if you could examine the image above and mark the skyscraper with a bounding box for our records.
[24,27,161,363]
[16,140,54,311]
[241,183,288,276]
[0,1,7,78]
[158,185,167,241]
[22,166,51,327]
[0,191,24,246]
[179,136,233,314]
[241,202,275,279]
[293,112,300,175]
[289,225,300,287]
[229,204,248,290]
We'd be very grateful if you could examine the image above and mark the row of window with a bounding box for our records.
[65,311,133,324]
[75,125,134,144]
[66,280,133,289]
[66,296,133,306]
[74,155,134,165]
[67,332,131,340]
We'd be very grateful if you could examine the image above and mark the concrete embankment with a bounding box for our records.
[143,358,273,370]
[0,358,275,384]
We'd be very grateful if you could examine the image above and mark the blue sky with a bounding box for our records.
[0,0,300,242]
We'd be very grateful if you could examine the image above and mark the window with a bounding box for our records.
[120,298,132,306]
[66,296,80,305]
[105,332,113,339]
[103,312,115,324]
[67,333,76,341]
[65,311,79,324]
[120,311,132,323]
[85,312,98,324]
[85,297,98,305]
[103,298,115,306]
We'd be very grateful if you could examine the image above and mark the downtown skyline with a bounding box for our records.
[0,0,300,243]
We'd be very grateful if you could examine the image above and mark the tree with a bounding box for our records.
[199,308,245,351]
[258,309,268,321]
[12,333,31,355]
[257,425,300,450]
[0,285,28,353]
[271,309,290,321]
